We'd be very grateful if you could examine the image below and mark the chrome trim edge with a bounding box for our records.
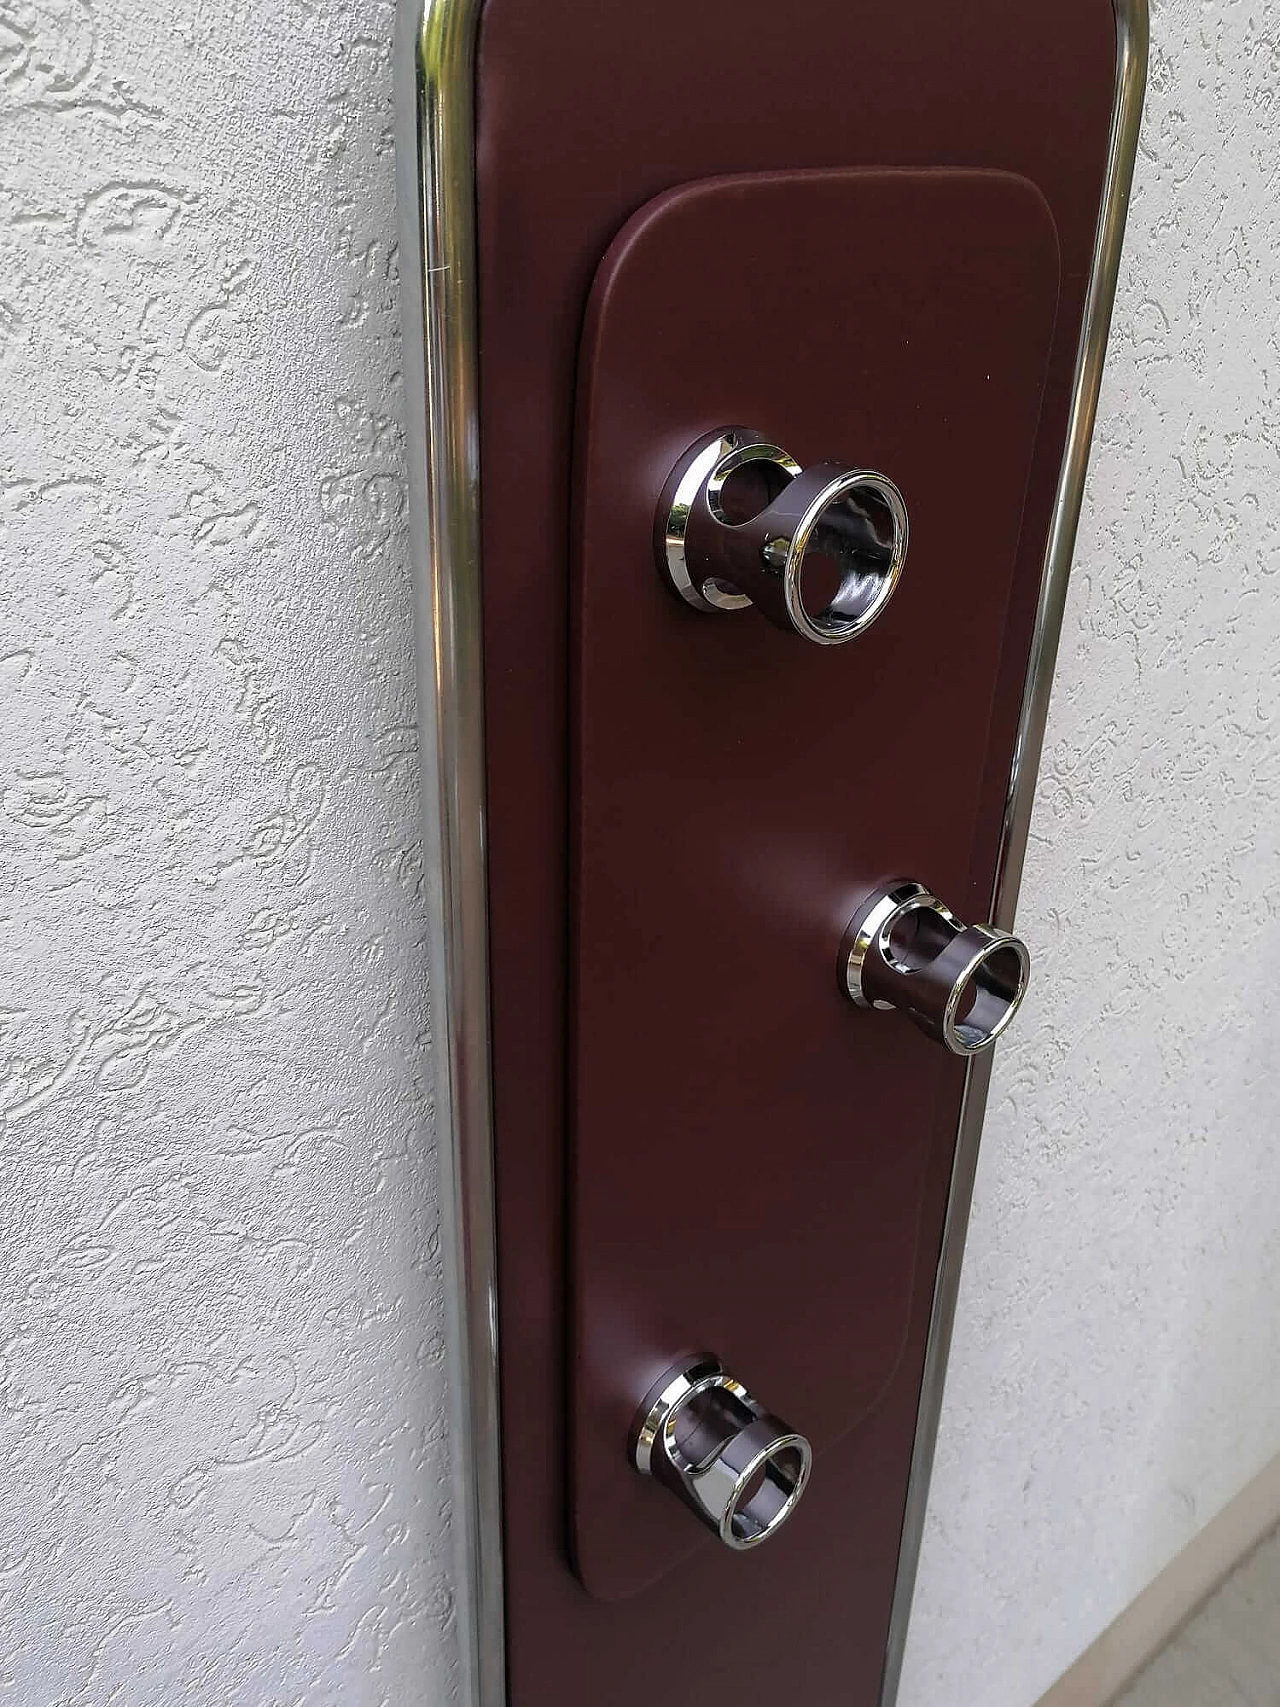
[394,0,1146,1692]
[394,0,506,1704]
[877,4,1149,1703]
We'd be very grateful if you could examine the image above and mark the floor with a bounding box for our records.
[1115,1525,1280,1706]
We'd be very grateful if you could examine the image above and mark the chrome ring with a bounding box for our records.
[716,1428,813,1552]
[940,926,1030,1055]
[661,431,800,613]
[842,881,935,1009]
[631,1358,748,1475]
[778,469,909,646]
[705,439,801,525]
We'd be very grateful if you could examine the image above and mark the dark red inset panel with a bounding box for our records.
[570,167,1060,1599]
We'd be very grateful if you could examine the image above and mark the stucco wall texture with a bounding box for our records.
[1,0,457,1699]
[3,0,1277,1704]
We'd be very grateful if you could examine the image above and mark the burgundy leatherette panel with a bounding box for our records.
[571,167,1060,1599]
[473,3,1116,1701]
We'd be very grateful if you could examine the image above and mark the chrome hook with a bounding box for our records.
[656,427,908,646]
[631,1356,813,1551]
[840,881,1030,1056]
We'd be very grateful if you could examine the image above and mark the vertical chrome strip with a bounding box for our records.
[877,5,1149,1703]
[396,0,1146,1699]
[993,0,1151,933]
[394,2,506,1705]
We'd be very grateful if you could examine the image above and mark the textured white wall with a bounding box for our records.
[899,1,1280,1703]
[1,0,456,1700]
[5,0,1278,1704]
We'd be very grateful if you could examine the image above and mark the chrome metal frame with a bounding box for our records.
[395,2,505,1704]
[395,0,1147,1700]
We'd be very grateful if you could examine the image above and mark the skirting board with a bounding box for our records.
[1034,1449,1280,1707]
